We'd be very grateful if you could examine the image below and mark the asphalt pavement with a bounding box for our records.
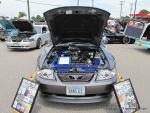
[0,41,150,113]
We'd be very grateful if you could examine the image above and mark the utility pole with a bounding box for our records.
[77,0,79,6]
[130,3,133,17]
[92,0,94,7]
[134,0,138,19]
[120,1,124,19]
[27,0,31,21]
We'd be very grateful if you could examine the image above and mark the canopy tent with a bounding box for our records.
[130,13,150,22]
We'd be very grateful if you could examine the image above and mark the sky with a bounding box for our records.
[0,0,149,18]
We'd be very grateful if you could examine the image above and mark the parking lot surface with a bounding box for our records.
[0,41,149,113]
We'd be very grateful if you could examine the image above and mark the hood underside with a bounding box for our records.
[44,6,110,46]
[12,20,35,32]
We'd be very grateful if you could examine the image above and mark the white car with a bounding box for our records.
[5,20,49,49]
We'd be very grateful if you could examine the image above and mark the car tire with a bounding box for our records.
[36,39,42,49]
[122,37,131,44]
[0,39,5,41]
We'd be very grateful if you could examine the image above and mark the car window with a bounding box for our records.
[34,26,42,34]
[42,27,47,33]
[0,24,4,30]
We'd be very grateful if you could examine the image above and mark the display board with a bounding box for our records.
[124,21,144,39]
[114,79,140,113]
[12,78,39,113]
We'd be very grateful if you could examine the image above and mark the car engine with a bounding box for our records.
[47,45,104,74]
[11,32,35,42]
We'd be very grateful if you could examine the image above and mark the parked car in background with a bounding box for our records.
[36,6,117,103]
[104,28,135,44]
[124,20,150,49]
[5,20,49,49]
[0,19,17,41]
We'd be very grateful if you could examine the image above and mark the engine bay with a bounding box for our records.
[46,45,105,73]
[11,32,35,42]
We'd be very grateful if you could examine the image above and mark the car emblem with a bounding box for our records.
[69,74,82,80]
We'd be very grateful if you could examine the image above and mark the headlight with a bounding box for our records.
[37,69,55,80]
[96,69,116,81]
[5,37,12,42]
[23,38,34,42]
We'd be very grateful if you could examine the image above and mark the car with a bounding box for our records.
[104,28,135,44]
[0,25,6,41]
[124,20,150,49]
[5,20,49,49]
[36,6,117,103]
[0,19,18,41]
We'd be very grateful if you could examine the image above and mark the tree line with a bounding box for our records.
[0,12,45,22]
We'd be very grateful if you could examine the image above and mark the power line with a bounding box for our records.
[16,0,63,6]
[27,0,30,21]
[77,0,79,6]
[92,0,94,7]
[134,0,138,19]
[130,3,133,17]
[120,1,124,18]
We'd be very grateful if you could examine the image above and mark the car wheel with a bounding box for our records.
[0,39,5,41]
[122,37,131,44]
[36,39,42,49]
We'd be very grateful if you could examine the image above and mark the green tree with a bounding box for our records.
[0,16,6,19]
[13,17,18,20]
[139,9,150,14]
[120,16,131,23]
[18,12,27,18]
[31,15,45,22]
[31,16,36,22]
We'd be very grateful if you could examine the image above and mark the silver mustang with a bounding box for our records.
[5,20,49,49]
[36,6,117,103]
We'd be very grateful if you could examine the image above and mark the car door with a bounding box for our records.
[41,26,49,44]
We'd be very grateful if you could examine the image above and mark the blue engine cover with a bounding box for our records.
[49,57,102,73]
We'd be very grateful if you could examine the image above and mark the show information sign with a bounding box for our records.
[114,79,140,113]
[12,78,39,113]
[124,21,144,39]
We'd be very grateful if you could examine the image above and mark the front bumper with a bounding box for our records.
[40,92,112,103]
[5,41,36,49]
[36,75,117,103]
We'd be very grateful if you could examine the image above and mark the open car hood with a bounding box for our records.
[12,20,35,33]
[44,6,110,46]
[0,19,15,29]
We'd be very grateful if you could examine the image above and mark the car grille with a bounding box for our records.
[11,37,22,42]
[57,73,94,82]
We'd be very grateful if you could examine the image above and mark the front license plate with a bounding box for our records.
[13,42,19,46]
[66,86,85,96]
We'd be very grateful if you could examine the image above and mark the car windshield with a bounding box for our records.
[34,26,41,33]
